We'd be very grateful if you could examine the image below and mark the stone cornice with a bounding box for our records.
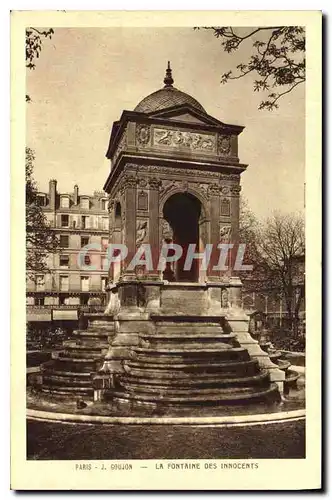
[104,153,247,193]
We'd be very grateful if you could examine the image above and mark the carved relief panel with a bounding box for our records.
[153,127,216,154]
[136,219,149,247]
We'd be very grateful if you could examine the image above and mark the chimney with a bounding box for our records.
[74,184,79,205]
[49,179,57,210]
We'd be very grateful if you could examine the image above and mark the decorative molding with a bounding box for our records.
[230,185,241,196]
[208,183,220,197]
[136,125,151,147]
[112,128,127,164]
[149,178,162,190]
[220,173,240,182]
[138,178,148,188]
[218,135,232,156]
[123,175,137,189]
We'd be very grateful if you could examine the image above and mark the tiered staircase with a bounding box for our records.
[40,316,115,398]
[111,315,280,406]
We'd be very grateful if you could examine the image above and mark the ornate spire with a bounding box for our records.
[163,61,174,88]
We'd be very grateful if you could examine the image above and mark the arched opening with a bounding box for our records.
[163,192,201,282]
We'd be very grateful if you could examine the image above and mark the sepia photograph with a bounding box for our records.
[11,10,322,490]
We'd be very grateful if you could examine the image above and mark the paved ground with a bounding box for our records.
[27,419,305,460]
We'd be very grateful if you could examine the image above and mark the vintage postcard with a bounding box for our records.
[11,10,321,490]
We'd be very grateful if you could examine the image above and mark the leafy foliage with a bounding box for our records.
[239,203,305,333]
[26,27,54,102]
[201,26,305,110]
[26,148,59,279]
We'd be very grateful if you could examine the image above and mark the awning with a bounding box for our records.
[27,311,52,322]
[52,309,78,321]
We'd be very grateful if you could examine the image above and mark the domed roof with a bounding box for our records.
[134,62,206,114]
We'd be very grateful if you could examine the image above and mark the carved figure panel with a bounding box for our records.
[219,225,232,242]
[136,220,148,247]
[161,219,173,242]
[153,128,216,153]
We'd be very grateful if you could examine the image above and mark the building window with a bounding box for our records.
[101,277,108,292]
[80,276,90,292]
[60,235,69,248]
[84,255,91,266]
[80,294,89,305]
[59,255,70,268]
[102,217,108,230]
[101,257,109,271]
[59,294,67,305]
[36,275,45,291]
[101,199,106,210]
[101,237,108,250]
[60,196,70,208]
[80,197,89,210]
[81,236,89,248]
[61,214,69,227]
[36,195,46,207]
[81,215,89,229]
[35,297,45,306]
[59,275,69,291]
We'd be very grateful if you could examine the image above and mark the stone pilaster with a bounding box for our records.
[207,183,220,281]
[230,183,241,274]
[148,178,161,278]
[122,175,137,279]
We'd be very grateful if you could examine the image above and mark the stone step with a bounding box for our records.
[59,350,106,360]
[154,323,223,331]
[132,348,250,364]
[141,332,236,340]
[41,386,93,396]
[112,384,279,404]
[72,328,113,335]
[63,341,109,349]
[139,341,236,351]
[125,358,259,375]
[119,381,271,396]
[120,371,269,388]
[43,359,97,374]
[41,368,91,378]
[43,375,91,386]
[56,354,98,363]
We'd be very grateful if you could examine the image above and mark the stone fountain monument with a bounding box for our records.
[41,63,285,409]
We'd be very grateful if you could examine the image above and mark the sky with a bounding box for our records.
[26,27,305,220]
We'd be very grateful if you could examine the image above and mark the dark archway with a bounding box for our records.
[163,192,201,282]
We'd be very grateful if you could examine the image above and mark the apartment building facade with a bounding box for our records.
[26,180,109,322]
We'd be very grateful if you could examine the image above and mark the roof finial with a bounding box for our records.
[163,61,174,87]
